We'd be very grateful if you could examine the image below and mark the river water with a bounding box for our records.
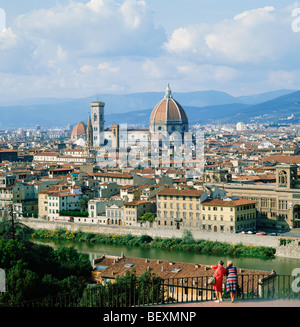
[35,239,300,276]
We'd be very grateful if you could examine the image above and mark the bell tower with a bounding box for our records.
[91,101,105,147]
[276,164,298,189]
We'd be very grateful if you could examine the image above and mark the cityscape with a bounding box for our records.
[0,0,300,315]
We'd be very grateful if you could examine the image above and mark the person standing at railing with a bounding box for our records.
[211,260,227,303]
[226,260,238,303]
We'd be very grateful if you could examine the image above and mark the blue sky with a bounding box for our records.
[0,0,300,101]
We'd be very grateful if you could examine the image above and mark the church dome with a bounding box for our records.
[150,84,188,123]
[72,122,86,136]
[149,84,188,134]
[71,122,86,142]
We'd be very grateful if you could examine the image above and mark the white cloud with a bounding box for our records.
[1,2,300,100]
[165,5,300,66]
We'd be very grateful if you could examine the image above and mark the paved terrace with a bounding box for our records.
[159,299,300,307]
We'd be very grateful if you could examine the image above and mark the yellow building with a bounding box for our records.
[156,188,256,233]
[201,198,256,233]
[38,188,53,219]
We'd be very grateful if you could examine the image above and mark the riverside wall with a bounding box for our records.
[21,218,300,258]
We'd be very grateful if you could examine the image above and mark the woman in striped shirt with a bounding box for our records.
[226,260,238,303]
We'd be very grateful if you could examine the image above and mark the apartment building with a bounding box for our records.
[0,174,36,211]
[156,189,207,230]
[123,200,156,227]
[87,198,123,221]
[47,190,81,221]
[200,198,256,233]
[156,188,256,233]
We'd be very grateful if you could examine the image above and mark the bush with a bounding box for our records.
[29,228,276,259]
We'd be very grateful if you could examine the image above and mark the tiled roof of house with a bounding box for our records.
[92,256,272,288]
[202,198,256,207]
[157,188,204,197]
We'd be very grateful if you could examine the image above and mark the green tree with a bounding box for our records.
[79,196,89,212]
[140,213,156,223]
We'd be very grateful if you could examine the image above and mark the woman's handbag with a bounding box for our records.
[207,276,215,285]
[208,267,219,285]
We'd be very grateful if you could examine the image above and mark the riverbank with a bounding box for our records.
[29,226,276,260]
[21,218,300,259]
[21,218,279,246]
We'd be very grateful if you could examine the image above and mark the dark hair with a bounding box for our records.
[218,260,224,266]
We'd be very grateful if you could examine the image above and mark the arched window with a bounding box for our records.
[278,170,287,186]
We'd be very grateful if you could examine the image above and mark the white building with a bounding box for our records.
[47,188,82,221]
[236,122,246,131]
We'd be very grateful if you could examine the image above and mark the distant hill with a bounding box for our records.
[0,89,297,129]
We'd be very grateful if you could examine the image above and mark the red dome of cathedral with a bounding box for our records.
[150,84,188,123]
[71,122,86,142]
[149,84,188,135]
[72,122,86,136]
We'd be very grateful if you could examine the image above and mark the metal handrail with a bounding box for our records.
[18,274,300,307]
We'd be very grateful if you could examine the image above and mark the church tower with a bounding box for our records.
[276,164,298,189]
[86,114,93,147]
[91,101,105,147]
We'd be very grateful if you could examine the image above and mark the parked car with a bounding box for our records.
[256,231,267,235]
[247,230,253,234]
[239,231,246,234]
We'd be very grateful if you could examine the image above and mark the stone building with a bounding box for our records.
[155,188,256,233]
[211,163,300,229]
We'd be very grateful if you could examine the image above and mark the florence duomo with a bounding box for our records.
[71,84,191,160]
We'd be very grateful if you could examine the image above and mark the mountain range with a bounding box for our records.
[0,89,299,129]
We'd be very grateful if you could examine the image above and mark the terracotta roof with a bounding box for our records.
[94,172,133,179]
[35,152,59,157]
[92,256,272,287]
[202,198,256,207]
[262,155,300,164]
[123,200,149,206]
[71,122,86,136]
[157,188,204,197]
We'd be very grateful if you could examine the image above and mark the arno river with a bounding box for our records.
[35,239,300,275]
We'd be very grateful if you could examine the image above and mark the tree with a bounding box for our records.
[140,212,156,223]
[79,196,89,212]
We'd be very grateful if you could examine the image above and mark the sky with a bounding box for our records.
[0,0,300,101]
